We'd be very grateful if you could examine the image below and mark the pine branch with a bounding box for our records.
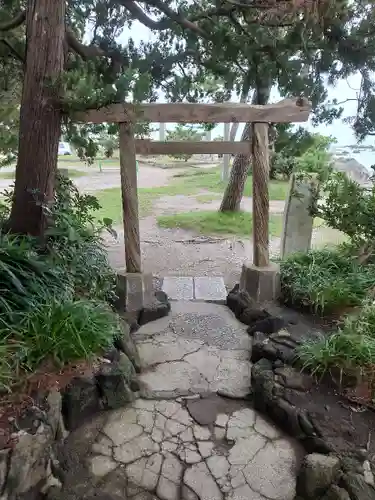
[119,0,170,30]
[0,10,26,31]
[146,0,208,37]
[66,28,128,67]
[122,0,209,38]
[0,38,25,63]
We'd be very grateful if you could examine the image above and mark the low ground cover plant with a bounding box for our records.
[0,174,122,393]
[280,247,375,314]
[297,300,375,406]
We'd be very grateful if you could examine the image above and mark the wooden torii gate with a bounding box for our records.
[76,99,311,276]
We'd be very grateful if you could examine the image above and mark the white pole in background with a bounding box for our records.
[205,130,212,161]
[222,122,230,181]
[159,123,166,141]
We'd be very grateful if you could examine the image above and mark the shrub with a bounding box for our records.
[280,248,375,313]
[0,234,70,317]
[297,330,375,378]
[297,300,375,380]
[5,298,122,370]
[0,337,25,393]
[43,174,117,302]
[166,125,205,162]
[0,174,123,393]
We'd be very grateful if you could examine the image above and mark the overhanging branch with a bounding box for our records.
[0,10,26,31]
[136,0,209,38]
[66,27,128,67]
[119,0,171,30]
[0,38,25,63]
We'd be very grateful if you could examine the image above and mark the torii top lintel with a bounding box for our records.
[73,98,311,124]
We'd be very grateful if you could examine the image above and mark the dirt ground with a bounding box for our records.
[1,162,344,286]
[95,163,344,286]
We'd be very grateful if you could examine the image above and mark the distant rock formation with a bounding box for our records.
[332,156,370,184]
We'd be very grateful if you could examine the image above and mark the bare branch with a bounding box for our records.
[0,38,25,63]
[66,28,107,59]
[0,10,26,31]
[119,0,170,30]
[138,0,209,38]
[66,27,128,67]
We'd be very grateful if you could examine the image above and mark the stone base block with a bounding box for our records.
[115,272,154,315]
[115,271,171,327]
[240,262,280,302]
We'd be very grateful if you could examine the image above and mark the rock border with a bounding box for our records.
[227,285,375,500]
[0,289,171,500]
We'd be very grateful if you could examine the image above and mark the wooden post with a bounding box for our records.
[252,122,270,267]
[119,122,141,273]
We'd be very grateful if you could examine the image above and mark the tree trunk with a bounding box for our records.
[229,86,252,142]
[219,81,271,212]
[229,78,250,142]
[9,0,65,236]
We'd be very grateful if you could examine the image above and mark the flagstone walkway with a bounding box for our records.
[60,302,303,500]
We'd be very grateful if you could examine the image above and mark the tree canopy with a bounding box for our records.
[2,0,375,163]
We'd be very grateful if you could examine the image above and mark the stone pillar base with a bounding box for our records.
[240,262,280,302]
[115,272,153,318]
[115,271,171,326]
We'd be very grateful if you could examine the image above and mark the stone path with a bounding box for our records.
[61,301,303,500]
[162,277,227,303]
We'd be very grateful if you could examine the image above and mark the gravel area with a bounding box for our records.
[2,161,344,285]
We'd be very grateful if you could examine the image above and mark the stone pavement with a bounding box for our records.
[60,301,303,500]
[162,277,227,303]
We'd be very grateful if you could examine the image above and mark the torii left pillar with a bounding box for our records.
[240,122,280,302]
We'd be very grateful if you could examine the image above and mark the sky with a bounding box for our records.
[118,20,375,168]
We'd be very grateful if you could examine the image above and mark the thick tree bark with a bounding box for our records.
[229,82,252,141]
[219,81,271,212]
[9,0,65,236]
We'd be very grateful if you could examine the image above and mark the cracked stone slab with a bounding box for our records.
[135,301,249,350]
[194,276,227,304]
[137,336,204,366]
[65,300,302,500]
[81,397,301,500]
[242,439,298,500]
[139,360,210,399]
[184,462,223,500]
[162,277,194,301]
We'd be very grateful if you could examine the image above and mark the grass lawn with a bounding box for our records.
[57,154,120,168]
[0,168,85,179]
[194,193,222,204]
[172,167,289,200]
[94,166,289,224]
[95,186,179,222]
[157,210,284,237]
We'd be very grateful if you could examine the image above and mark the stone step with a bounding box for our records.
[162,276,227,304]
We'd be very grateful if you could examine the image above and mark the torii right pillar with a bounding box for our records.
[240,122,280,302]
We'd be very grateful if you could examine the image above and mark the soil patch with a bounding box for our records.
[0,360,94,449]
[226,285,375,466]
[186,392,248,426]
[287,378,375,456]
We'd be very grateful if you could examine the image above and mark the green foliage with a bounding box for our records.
[166,125,205,162]
[0,234,69,318]
[297,300,375,382]
[3,0,375,166]
[297,329,375,379]
[157,210,283,237]
[43,174,117,302]
[0,175,121,391]
[280,248,375,313]
[270,128,334,180]
[313,171,375,251]
[8,298,122,370]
